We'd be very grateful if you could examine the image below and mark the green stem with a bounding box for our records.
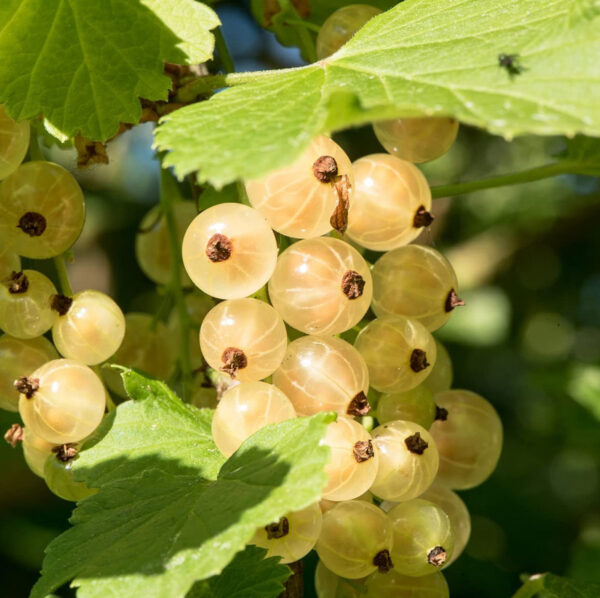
[28,123,45,161]
[282,18,321,33]
[214,28,235,74]
[53,254,73,296]
[431,161,574,198]
[159,165,192,399]
[279,0,317,62]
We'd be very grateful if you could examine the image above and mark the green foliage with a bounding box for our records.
[156,0,600,187]
[512,573,600,597]
[562,136,600,175]
[187,546,291,598]
[31,370,333,598]
[0,0,219,141]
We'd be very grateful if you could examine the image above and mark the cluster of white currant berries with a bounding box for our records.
[0,105,125,501]
[173,117,502,594]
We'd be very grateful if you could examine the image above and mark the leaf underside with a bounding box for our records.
[155,0,600,187]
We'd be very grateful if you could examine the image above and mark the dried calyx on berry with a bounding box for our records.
[4,271,28,294]
[265,516,289,539]
[14,376,39,399]
[206,233,233,263]
[17,211,47,237]
[4,424,24,447]
[313,155,338,183]
[53,443,79,462]
[353,439,375,462]
[51,293,73,316]
[220,347,248,377]
[347,391,371,416]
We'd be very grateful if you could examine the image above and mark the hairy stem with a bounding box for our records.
[214,28,235,74]
[159,166,192,399]
[53,254,73,296]
[431,161,574,198]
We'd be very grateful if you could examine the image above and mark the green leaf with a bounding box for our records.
[512,573,600,598]
[156,0,600,187]
[0,0,220,141]
[32,370,333,598]
[187,546,290,598]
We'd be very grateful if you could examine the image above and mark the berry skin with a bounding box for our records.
[429,389,503,490]
[44,451,96,502]
[0,161,85,258]
[316,5,382,59]
[182,203,278,300]
[376,385,437,429]
[0,270,58,339]
[272,335,369,416]
[0,249,20,280]
[0,335,58,412]
[345,154,432,251]
[371,244,463,331]
[373,117,459,163]
[314,561,366,598]
[387,499,455,577]
[423,338,453,394]
[354,316,437,393]
[315,500,393,579]
[200,298,287,382]
[251,502,322,563]
[420,481,472,566]
[136,201,196,287]
[0,105,30,180]
[245,135,354,239]
[366,569,449,598]
[21,427,55,478]
[102,313,177,398]
[370,420,439,502]
[268,237,372,336]
[320,416,379,502]
[18,359,106,444]
[211,381,296,457]
[52,290,126,365]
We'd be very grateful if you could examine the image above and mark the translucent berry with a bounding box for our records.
[135,201,196,287]
[366,569,449,597]
[429,389,503,489]
[373,117,459,163]
[0,161,85,258]
[371,245,463,331]
[0,249,20,280]
[200,298,287,382]
[18,359,106,444]
[22,427,55,478]
[423,339,453,394]
[314,561,366,598]
[388,499,455,576]
[316,5,382,59]
[269,237,372,335]
[376,385,437,429]
[52,290,126,365]
[320,416,379,501]
[0,270,58,339]
[346,154,432,251]
[354,316,437,393]
[251,502,322,563]
[316,500,393,579]
[245,135,354,239]
[0,105,30,180]
[182,203,278,300]
[0,335,58,412]
[211,381,296,457]
[44,450,96,502]
[273,335,369,416]
[370,420,439,502]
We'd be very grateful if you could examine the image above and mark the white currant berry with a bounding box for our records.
[366,569,449,597]
[346,154,432,251]
[211,381,296,457]
[0,249,20,280]
[373,117,459,163]
[52,290,126,365]
[0,161,85,258]
[314,560,366,598]
[269,237,372,336]
[429,389,503,490]
[245,135,354,239]
[0,105,30,180]
[200,298,287,382]
[273,335,369,417]
[0,270,58,339]
[423,338,453,394]
[376,385,437,429]
[354,316,437,393]
[251,502,322,564]
[371,245,464,331]
[18,358,106,444]
[22,427,55,478]
[182,203,278,300]
[44,449,96,502]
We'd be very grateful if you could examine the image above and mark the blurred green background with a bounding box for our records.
[1,3,599,597]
